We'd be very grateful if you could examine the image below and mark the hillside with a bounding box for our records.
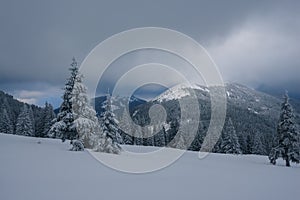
[0,90,54,137]
[120,83,300,154]
[0,133,299,200]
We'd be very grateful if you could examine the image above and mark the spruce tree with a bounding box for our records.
[252,132,265,155]
[71,72,101,149]
[43,102,55,137]
[269,92,300,166]
[49,58,79,141]
[99,93,123,144]
[245,134,253,154]
[50,58,120,153]
[16,104,35,136]
[118,109,134,144]
[0,108,14,134]
[34,109,45,137]
[220,118,242,154]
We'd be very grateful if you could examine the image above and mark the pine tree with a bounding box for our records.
[245,134,253,154]
[252,132,265,155]
[16,104,35,136]
[220,118,242,154]
[153,124,166,147]
[71,72,102,149]
[49,58,79,141]
[99,93,123,144]
[119,109,134,144]
[34,108,45,137]
[269,92,300,166]
[43,102,55,137]
[190,122,205,151]
[171,129,186,149]
[0,108,14,134]
[133,125,143,145]
[49,59,120,153]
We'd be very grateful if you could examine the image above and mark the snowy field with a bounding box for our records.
[0,133,299,200]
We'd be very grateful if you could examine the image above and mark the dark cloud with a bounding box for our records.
[0,0,299,106]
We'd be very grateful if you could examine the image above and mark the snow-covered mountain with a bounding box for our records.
[153,82,299,118]
[127,83,300,154]
[154,83,210,102]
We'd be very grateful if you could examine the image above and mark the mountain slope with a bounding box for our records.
[0,90,47,135]
[128,83,300,154]
[93,95,147,116]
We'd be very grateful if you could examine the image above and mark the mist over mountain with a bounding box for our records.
[256,83,300,100]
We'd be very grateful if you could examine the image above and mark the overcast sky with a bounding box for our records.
[0,0,299,107]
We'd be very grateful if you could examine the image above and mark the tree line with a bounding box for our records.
[1,58,299,165]
[0,90,55,137]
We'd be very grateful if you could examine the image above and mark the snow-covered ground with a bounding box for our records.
[0,133,299,200]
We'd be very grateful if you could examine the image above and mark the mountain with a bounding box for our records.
[126,83,300,154]
[152,82,300,120]
[93,95,147,116]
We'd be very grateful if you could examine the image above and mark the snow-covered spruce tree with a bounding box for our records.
[118,109,134,144]
[71,72,102,149]
[220,118,242,154]
[49,58,79,141]
[153,124,167,147]
[16,104,35,136]
[34,108,45,137]
[42,102,56,137]
[0,108,14,134]
[133,125,143,145]
[171,129,186,149]
[99,93,123,144]
[34,102,55,138]
[50,58,120,153]
[269,92,300,166]
[252,132,266,155]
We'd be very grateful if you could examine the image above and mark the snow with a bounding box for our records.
[155,84,190,102]
[191,84,210,92]
[0,133,299,200]
[226,91,231,97]
[132,110,138,117]
[248,107,259,114]
[154,84,211,102]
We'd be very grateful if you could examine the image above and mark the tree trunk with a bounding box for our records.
[285,159,290,167]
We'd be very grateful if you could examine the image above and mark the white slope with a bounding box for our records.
[154,84,191,102]
[0,133,299,200]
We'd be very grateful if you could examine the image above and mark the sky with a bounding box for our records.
[0,0,299,107]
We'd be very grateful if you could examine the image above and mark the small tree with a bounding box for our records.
[220,118,242,154]
[118,109,134,144]
[269,92,300,166]
[16,104,35,136]
[43,102,56,137]
[0,108,14,134]
[99,93,123,144]
[252,132,266,155]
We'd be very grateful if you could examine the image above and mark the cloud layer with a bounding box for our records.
[0,0,299,105]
